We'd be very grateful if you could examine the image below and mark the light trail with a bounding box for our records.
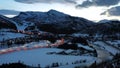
[0,38,64,55]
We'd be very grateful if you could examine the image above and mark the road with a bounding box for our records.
[89,43,112,63]
[0,39,64,55]
[89,40,120,63]
[95,41,120,55]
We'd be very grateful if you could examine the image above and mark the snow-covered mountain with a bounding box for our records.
[82,20,120,35]
[0,10,119,68]
[0,15,17,30]
[12,9,94,34]
[0,9,119,34]
[98,19,111,23]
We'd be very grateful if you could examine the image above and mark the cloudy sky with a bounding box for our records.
[0,0,120,21]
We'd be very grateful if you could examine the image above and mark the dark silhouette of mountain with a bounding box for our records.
[0,9,119,35]
[82,20,120,35]
[12,9,94,34]
[0,15,17,30]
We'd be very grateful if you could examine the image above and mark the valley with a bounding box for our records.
[0,10,120,68]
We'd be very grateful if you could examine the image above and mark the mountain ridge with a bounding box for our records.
[0,14,17,30]
[0,9,119,35]
[12,9,95,34]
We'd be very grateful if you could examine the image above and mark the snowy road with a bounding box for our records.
[0,39,64,55]
[89,43,112,63]
[90,41,120,63]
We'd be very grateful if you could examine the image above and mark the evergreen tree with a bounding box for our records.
[38,64,41,68]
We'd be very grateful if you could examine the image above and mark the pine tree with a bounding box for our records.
[38,64,41,68]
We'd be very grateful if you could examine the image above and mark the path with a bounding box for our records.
[89,43,112,63]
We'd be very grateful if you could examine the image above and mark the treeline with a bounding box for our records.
[0,59,87,68]
[0,34,57,48]
[0,62,28,68]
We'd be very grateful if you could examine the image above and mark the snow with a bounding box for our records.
[92,44,112,61]
[0,40,97,67]
[0,13,28,30]
[71,33,89,37]
[14,9,93,27]
[64,49,74,54]
[0,14,18,29]
[0,40,50,50]
[0,32,26,41]
[0,48,96,67]
[23,40,50,48]
[16,22,28,30]
[48,9,67,17]
[106,40,120,48]
[98,19,110,23]
[0,36,117,68]
[58,59,95,68]
[78,44,94,51]
[15,10,69,24]
[94,41,120,55]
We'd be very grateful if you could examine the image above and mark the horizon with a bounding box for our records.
[0,0,120,22]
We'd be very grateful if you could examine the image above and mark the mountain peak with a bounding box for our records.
[48,9,58,12]
[47,9,67,16]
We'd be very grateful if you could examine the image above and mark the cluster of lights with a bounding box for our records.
[0,38,64,55]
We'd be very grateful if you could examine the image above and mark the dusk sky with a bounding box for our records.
[0,0,120,21]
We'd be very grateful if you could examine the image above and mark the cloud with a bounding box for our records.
[101,6,120,16]
[14,0,77,4]
[76,0,120,8]
[0,9,20,15]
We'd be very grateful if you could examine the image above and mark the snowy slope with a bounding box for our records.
[0,48,97,67]
[94,41,120,55]
[0,15,17,30]
[0,31,26,41]
[13,9,82,24]
[12,9,94,33]
[78,44,94,51]
[106,40,120,49]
